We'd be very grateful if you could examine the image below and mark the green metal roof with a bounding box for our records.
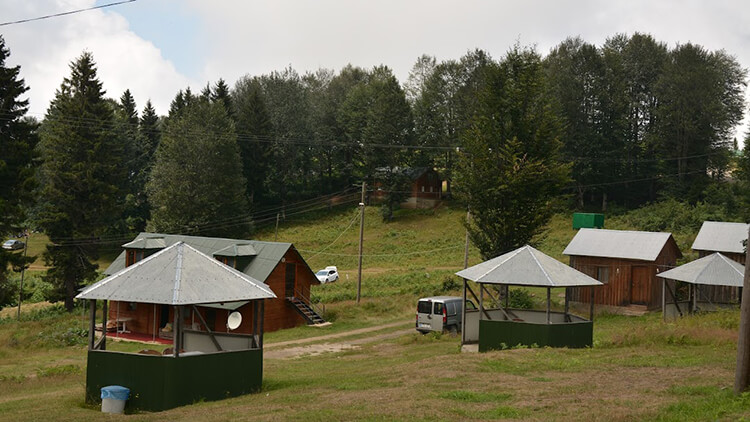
[122,236,167,249]
[105,232,315,283]
[213,243,257,257]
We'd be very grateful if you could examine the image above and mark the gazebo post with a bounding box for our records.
[504,286,509,309]
[173,305,182,357]
[546,288,551,324]
[461,278,467,345]
[88,299,96,350]
[564,287,570,321]
[259,300,265,348]
[662,279,666,322]
[479,282,484,323]
[589,287,595,322]
[101,300,108,350]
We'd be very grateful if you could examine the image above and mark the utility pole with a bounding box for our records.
[17,233,28,321]
[274,213,280,242]
[356,182,366,304]
[735,227,750,393]
[463,208,471,269]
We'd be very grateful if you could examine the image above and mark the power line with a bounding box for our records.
[0,0,137,27]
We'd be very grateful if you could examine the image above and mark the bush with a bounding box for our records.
[508,289,534,309]
[441,277,461,293]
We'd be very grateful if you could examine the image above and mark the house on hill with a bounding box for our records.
[564,228,682,310]
[104,233,323,337]
[692,221,748,264]
[371,167,442,209]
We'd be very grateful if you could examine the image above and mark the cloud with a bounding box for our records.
[1,0,194,116]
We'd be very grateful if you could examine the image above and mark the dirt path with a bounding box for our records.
[265,321,409,349]
[265,327,415,359]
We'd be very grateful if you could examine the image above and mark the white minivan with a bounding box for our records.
[416,296,476,334]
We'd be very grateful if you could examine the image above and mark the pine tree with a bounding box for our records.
[36,52,123,311]
[0,36,37,306]
[147,98,250,238]
[232,77,272,204]
[455,46,570,259]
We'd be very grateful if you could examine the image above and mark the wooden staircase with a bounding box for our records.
[287,297,326,325]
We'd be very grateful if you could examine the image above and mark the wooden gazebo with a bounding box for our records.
[76,242,276,412]
[657,252,744,320]
[456,245,602,351]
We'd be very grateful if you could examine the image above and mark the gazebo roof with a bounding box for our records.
[656,252,745,287]
[76,242,276,305]
[456,245,603,287]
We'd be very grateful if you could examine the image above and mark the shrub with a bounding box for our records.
[508,288,534,309]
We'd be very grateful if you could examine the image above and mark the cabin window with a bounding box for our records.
[596,267,610,284]
[125,250,145,266]
[421,186,425,192]
[128,302,137,311]
[216,256,236,268]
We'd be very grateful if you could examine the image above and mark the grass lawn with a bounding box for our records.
[1,202,748,420]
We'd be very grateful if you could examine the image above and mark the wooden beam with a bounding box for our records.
[259,300,265,348]
[589,286,595,321]
[546,288,551,324]
[88,300,96,350]
[191,305,223,352]
[465,283,492,320]
[461,279,467,345]
[101,300,108,350]
[664,280,683,317]
[564,287,570,323]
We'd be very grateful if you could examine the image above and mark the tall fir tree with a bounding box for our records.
[455,46,570,259]
[36,52,123,311]
[0,35,37,306]
[147,97,250,238]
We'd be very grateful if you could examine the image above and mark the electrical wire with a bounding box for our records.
[0,0,137,27]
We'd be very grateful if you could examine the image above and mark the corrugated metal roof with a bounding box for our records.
[691,221,749,254]
[456,245,602,287]
[563,228,680,261]
[105,233,310,284]
[656,252,745,287]
[77,242,276,304]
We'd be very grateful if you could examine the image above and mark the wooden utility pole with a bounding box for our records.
[463,208,471,269]
[734,227,750,394]
[274,213,280,242]
[356,182,366,304]
[17,234,28,321]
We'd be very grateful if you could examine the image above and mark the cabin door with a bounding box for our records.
[630,266,650,305]
[285,263,296,298]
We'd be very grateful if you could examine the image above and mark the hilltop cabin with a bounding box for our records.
[77,242,276,411]
[371,167,442,209]
[689,221,748,303]
[564,228,682,311]
[103,233,324,340]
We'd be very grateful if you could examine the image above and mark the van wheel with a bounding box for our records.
[448,325,458,337]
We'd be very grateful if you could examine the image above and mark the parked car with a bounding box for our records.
[2,239,25,250]
[416,296,476,334]
[316,266,339,283]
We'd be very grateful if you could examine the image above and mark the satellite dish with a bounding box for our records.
[227,311,242,330]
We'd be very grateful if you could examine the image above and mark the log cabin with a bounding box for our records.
[103,233,322,338]
[564,228,682,310]
[371,167,442,209]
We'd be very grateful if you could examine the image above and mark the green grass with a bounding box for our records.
[2,202,750,420]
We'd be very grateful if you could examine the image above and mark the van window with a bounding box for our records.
[417,301,432,314]
[446,302,456,316]
[434,302,444,315]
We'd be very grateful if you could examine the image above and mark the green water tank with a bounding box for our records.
[572,213,604,229]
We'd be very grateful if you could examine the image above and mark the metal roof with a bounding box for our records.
[456,245,602,287]
[213,243,257,257]
[563,228,681,261]
[77,242,276,305]
[122,236,166,249]
[105,233,313,284]
[656,252,745,287]
[691,221,749,254]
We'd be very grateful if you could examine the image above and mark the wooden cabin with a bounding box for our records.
[371,167,442,209]
[564,228,682,310]
[690,221,748,303]
[103,233,322,338]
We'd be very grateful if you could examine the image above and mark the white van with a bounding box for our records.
[416,296,475,334]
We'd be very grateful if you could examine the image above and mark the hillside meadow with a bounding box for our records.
[1,201,749,420]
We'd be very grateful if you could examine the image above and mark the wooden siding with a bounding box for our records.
[569,240,681,310]
[108,247,319,336]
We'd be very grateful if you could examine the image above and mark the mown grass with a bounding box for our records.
[1,202,749,420]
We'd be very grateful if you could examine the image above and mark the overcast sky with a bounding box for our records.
[1,0,749,137]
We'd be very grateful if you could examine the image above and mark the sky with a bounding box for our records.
[1,0,750,137]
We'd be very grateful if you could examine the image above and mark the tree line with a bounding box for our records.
[0,32,747,309]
